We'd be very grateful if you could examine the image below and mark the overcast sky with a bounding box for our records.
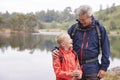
[0,0,120,13]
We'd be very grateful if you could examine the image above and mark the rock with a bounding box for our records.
[102,66,120,80]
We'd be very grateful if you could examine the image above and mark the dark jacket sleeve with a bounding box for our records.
[100,25,110,71]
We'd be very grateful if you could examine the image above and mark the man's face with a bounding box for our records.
[79,13,92,27]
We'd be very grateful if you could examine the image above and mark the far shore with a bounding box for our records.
[0,28,66,34]
[0,28,120,36]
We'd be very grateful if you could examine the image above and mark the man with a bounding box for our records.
[52,5,110,80]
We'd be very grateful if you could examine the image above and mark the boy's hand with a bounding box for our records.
[72,70,82,79]
[72,63,82,80]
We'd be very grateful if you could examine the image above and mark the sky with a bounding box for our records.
[0,0,120,13]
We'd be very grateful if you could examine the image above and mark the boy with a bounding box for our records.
[53,32,82,80]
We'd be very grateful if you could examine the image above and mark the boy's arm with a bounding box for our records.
[53,57,73,79]
[75,59,82,79]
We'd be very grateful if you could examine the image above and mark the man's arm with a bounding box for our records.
[98,25,110,79]
[100,26,110,71]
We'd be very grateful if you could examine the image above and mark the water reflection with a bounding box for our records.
[0,33,58,80]
[0,33,57,53]
[0,33,120,80]
[0,47,55,80]
[0,33,120,58]
[109,35,120,59]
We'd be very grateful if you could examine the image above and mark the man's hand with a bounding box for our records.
[97,69,106,79]
[52,49,59,60]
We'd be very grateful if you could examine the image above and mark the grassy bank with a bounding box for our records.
[102,67,120,80]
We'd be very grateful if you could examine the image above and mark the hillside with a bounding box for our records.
[95,5,120,32]
[0,5,120,33]
[41,5,120,32]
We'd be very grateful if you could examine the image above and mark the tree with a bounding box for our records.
[62,7,72,21]
[105,4,110,14]
[99,4,103,11]
[110,3,116,13]
[25,13,38,31]
[35,10,46,21]
[0,17,5,28]
[109,20,117,30]
[45,10,56,22]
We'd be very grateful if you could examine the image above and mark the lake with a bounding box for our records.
[0,32,120,80]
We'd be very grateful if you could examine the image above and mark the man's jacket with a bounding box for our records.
[68,17,110,74]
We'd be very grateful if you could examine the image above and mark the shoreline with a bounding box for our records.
[0,28,120,36]
[102,66,120,80]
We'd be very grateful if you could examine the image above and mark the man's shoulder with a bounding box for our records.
[69,23,78,29]
[68,23,78,36]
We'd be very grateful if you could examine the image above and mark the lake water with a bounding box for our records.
[0,32,120,80]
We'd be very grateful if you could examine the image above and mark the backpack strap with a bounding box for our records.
[59,50,78,65]
[71,23,95,38]
[71,23,79,39]
[59,53,63,64]
[95,23,102,54]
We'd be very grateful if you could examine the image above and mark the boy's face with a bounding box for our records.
[62,35,73,49]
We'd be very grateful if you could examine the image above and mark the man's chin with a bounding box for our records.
[83,25,87,27]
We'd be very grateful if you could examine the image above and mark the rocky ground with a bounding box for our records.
[102,66,120,80]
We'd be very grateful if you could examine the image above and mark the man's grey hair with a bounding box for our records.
[75,5,93,18]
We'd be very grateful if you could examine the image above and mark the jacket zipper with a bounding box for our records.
[80,31,86,65]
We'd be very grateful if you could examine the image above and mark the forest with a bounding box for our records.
[0,3,120,33]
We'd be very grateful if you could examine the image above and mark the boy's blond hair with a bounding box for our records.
[56,32,69,45]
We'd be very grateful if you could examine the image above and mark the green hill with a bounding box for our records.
[95,5,120,32]
[42,5,120,32]
[95,5,120,60]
